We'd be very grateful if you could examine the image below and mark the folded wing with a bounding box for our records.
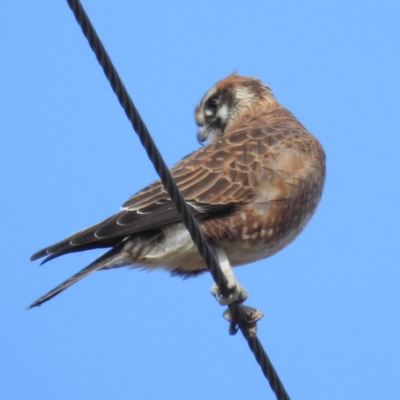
[31,130,260,264]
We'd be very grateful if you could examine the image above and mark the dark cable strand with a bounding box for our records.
[232,304,291,400]
[65,1,290,399]
[66,0,229,293]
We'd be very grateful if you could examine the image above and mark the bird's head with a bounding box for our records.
[194,72,276,144]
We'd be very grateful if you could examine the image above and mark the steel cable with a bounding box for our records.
[65,1,290,398]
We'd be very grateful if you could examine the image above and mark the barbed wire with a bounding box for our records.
[65,1,290,399]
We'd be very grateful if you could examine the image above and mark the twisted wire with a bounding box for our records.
[65,1,290,398]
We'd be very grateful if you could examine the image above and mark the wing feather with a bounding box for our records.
[31,126,290,262]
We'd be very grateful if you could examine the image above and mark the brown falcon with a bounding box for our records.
[28,73,326,309]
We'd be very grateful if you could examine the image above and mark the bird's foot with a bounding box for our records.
[210,279,248,305]
[223,305,264,336]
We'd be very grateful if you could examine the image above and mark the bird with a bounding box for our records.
[28,72,326,309]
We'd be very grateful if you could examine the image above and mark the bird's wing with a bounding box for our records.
[31,129,263,262]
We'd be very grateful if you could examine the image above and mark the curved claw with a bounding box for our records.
[223,306,264,336]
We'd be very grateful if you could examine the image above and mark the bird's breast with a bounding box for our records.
[202,138,325,266]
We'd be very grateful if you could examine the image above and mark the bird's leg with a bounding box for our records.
[210,248,248,305]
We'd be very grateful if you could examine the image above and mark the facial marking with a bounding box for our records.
[194,74,276,144]
[217,104,229,121]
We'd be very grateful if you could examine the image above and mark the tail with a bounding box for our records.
[27,244,127,309]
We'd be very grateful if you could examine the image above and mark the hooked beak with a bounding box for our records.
[196,126,207,145]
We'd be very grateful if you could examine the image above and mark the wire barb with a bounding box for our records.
[66,1,291,399]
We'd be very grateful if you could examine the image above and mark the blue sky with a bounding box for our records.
[1,1,399,399]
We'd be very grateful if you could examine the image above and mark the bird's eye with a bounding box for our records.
[206,96,219,114]
[210,98,218,108]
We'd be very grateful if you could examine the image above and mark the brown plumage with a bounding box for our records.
[28,73,325,308]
